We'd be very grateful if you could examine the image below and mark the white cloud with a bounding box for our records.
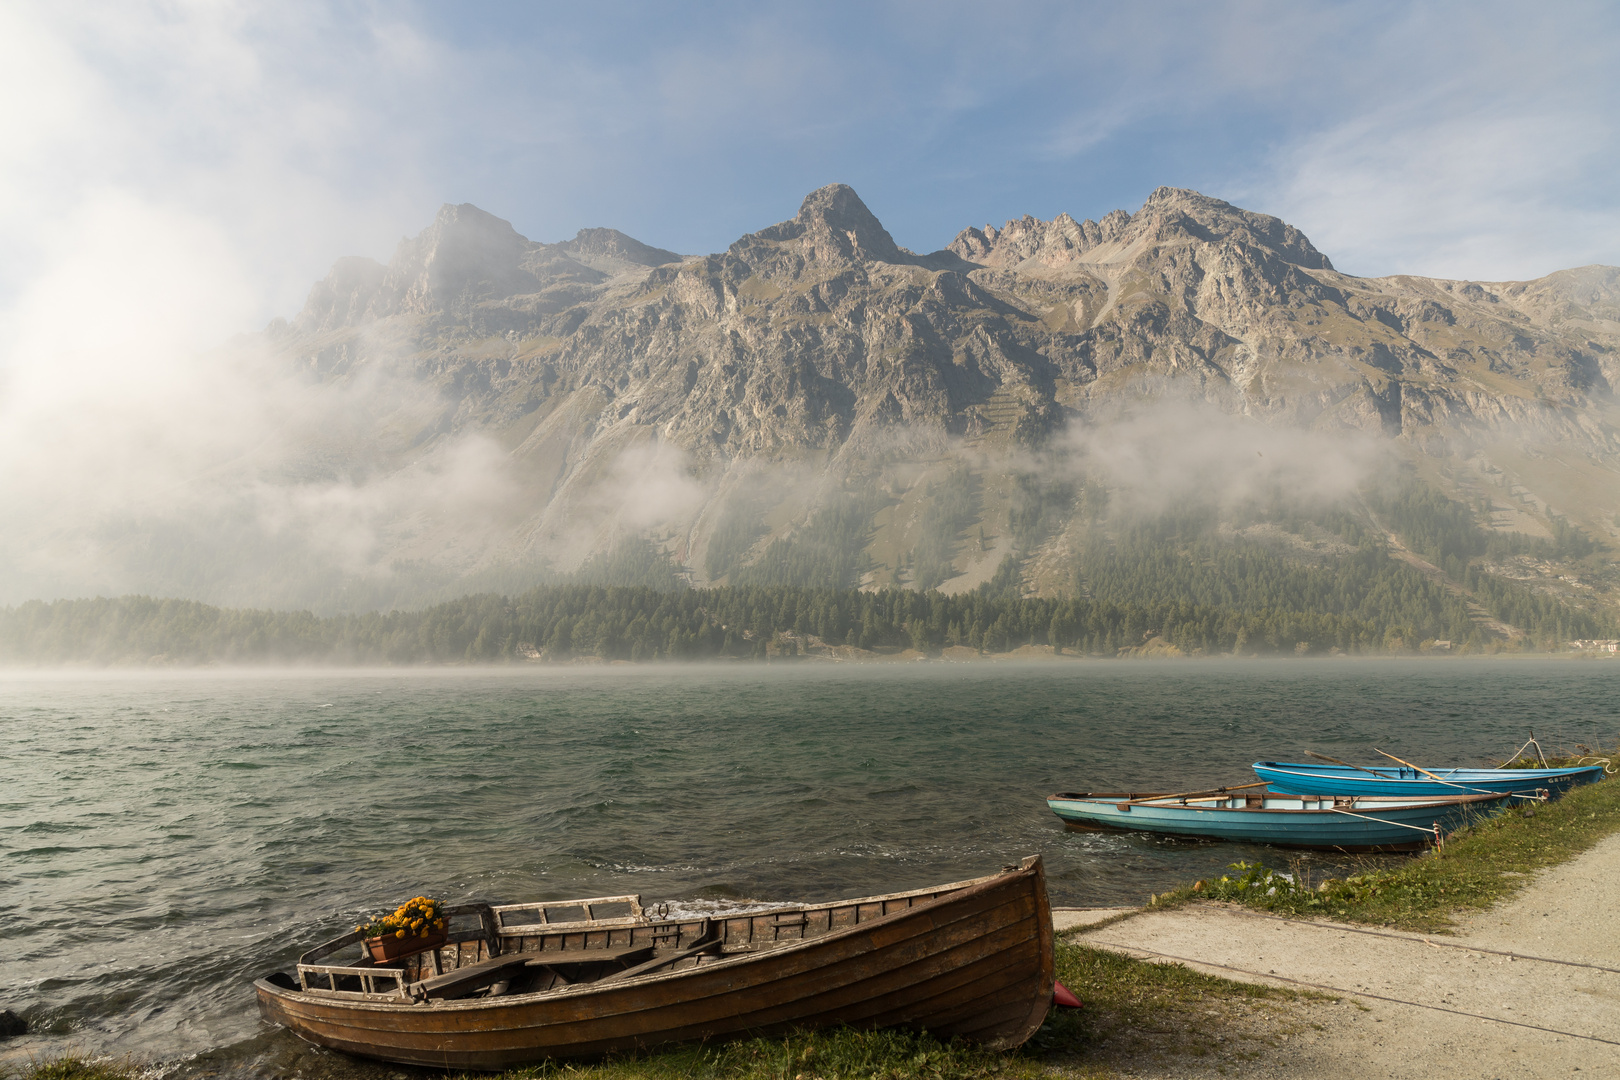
[1062,398,1380,517]
[1224,3,1620,279]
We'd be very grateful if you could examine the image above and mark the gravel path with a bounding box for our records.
[1056,830,1620,1078]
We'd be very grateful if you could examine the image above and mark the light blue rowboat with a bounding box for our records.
[1046,788,1509,851]
[1252,761,1604,799]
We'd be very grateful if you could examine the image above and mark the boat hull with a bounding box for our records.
[1252,761,1605,798]
[255,859,1054,1069]
[1046,791,1508,851]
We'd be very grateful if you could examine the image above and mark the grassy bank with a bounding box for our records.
[1158,752,1620,932]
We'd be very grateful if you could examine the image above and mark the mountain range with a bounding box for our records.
[247,183,1620,628]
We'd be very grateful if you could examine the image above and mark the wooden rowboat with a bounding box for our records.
[1252,760,1604,799]
[1047,789,1509,851]
[254,856,1054,1069]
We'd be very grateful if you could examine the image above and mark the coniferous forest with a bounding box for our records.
[2,475,1613,666]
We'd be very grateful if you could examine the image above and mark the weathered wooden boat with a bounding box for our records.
[254,856,1054,1069]
[1046,788,1509,851]
[1252,760,1605,799]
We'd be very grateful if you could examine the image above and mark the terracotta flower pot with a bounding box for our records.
[364,929,448,964]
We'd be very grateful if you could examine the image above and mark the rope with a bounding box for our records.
[1326,807,1448,834]
[1576,756,1617,775]
[1079,939,1620,1047]
[1497,732,1549,769]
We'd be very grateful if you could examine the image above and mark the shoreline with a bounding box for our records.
[11,775,1620,1080]
[3,649,1619,673]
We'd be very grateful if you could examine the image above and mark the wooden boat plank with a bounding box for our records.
[780,934,1041,1033]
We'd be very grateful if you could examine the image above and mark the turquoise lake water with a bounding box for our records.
[2,660,1617,1075]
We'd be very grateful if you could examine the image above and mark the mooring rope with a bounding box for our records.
[1326,807,1448,834]
[1497,732,1550,769]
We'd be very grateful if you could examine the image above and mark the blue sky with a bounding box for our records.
[2,1,1618,331]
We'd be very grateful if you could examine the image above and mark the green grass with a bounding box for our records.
[9,1031,1049,1080]
[1038,938,1325,1069]
[480,1028,1034,1080]
[1161,754,1620,932]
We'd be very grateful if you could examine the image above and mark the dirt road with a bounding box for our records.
[1056,830,1620,1078]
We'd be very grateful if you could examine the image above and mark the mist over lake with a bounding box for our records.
[2,660,1616,1075]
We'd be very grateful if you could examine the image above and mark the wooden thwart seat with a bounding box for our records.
[595,936,722,986]
[414,945,656,1001]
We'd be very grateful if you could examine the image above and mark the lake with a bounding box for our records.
[2,659,1616,1075]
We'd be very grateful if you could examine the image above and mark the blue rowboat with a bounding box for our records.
[1252,761,1604,799]
[1046,789,1509,851]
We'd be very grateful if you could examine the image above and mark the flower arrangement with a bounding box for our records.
[356,896,448,941]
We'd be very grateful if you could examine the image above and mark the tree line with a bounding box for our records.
[1,562,1603,667]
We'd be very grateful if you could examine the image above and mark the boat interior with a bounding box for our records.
[270,869,1014,1006]
[1049,790,1500,811]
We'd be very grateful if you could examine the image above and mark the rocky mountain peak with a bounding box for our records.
[732,184,903,269]
[381,203,538,315]
[946,188,1333,273]
[1129,187,1333,270]
[559,227,681,271]
[290,207,689,331]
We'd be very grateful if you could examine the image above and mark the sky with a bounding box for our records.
[0,0,1617,608]
[2,0,1617,332]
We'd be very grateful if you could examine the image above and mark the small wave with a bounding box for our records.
[18,821,93,834]
[8,845,89,858]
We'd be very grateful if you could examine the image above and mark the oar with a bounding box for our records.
[1118,781,1269,807]
[1305,750,1386,777]
[1372,748,1454,785]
